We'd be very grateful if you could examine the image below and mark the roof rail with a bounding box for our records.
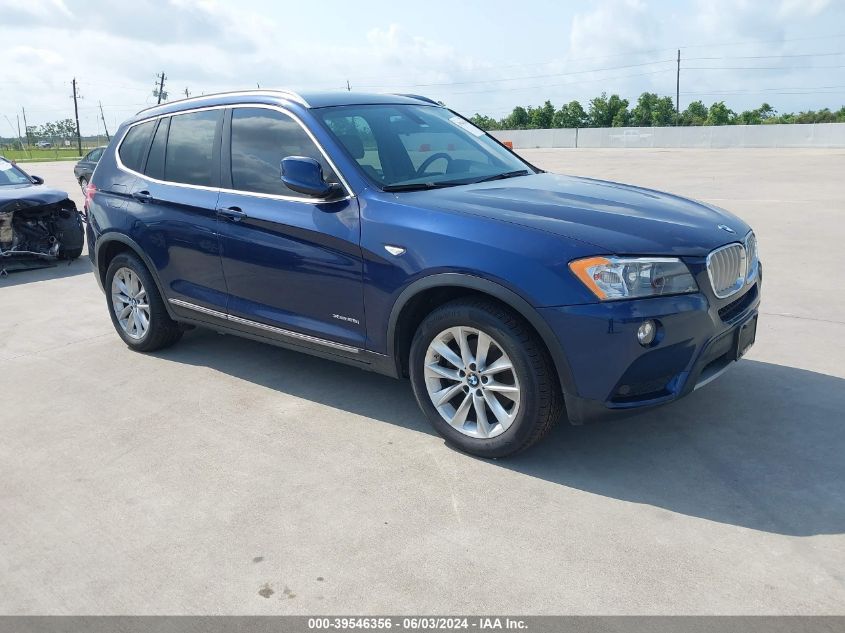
[393,93,442,106]
[136,89,309,115]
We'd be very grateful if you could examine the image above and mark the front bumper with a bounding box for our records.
[540,263,761,424]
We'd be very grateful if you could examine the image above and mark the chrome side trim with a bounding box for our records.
[168,299,227,319]
[114,103,354,204]
[168,298,359,353]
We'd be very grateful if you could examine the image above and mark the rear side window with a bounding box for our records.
[118,121,155,173]
[164,110,221,187]
[145,117,170,181]
[230,107,336,196]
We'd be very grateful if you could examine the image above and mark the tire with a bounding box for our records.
[55,208,85,260]
[104,252,183,352]
[79,176,88,192]
[409,297,562,458]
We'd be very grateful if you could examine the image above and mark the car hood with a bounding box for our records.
[0,185,71,213]
[407,173,749,257]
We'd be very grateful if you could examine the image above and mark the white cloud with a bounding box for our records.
[778,0,832,18]
[568,0,659,60]
[0,0,842,135]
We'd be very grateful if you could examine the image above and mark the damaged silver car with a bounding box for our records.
[0,157,84,275]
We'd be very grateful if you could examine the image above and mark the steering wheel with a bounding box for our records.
[415,152,453,177]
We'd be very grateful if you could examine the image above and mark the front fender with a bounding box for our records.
[386,272,579,397]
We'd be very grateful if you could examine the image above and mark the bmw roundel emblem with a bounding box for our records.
[717,224,736,234]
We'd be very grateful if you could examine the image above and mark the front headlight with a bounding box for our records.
[745,231,759,283]
[569,256,698,300]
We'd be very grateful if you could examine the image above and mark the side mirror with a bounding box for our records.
[30,175,44,185]
[280,156,341,199]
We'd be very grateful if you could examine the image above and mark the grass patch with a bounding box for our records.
[0,148,90,162]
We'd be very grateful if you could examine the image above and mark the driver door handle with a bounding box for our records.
[216,206,247,222]
[132,190,152,203]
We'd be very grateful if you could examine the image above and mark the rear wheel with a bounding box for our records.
[409,298,562,458]
[79,176,88,192]
[105,252,182,352]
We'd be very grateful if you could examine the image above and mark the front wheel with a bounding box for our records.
[409,298,562,458]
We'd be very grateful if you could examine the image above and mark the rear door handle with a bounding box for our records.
[216,206,247,222]
[132,190,152,203]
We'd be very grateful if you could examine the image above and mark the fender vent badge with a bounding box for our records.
[384,245,406,256]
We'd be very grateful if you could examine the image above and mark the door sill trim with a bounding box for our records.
[168,298,360,353]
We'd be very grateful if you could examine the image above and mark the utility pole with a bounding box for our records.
[21,107,29,148]
[184,87,190,99]
[71,78,82,156]
[675,49,681,115]
[153,72,167,104]
[346,79,351,92]
[98,101,110,141]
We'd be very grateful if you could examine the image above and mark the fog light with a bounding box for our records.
[637,320,656,346]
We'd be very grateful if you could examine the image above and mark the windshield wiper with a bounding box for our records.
[382,169,532,192]
[382,181,464,192]
[472,169,532,184]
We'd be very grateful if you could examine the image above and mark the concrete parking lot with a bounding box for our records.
[1,149,844,614]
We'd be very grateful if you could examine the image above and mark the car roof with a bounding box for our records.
[130,89,440,124]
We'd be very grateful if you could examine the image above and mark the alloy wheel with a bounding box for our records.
[423,326,521,439]
[111,267,150,340]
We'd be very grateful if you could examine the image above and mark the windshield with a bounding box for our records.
[0,158,32,186]
[316,104,534,190]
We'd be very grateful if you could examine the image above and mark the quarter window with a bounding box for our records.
[164,110,220,187]
[230,107,336,196]
[118,121,156,173]
[145,117,170,181]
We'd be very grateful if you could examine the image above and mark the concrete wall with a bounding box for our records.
[490,123,845,149]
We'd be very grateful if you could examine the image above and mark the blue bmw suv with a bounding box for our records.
[86,90,760,457]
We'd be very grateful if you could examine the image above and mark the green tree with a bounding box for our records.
[706,101,735,126]
[528,100,556,129]
[758,103,776,120]
[502,106,530,129]
[553,100,588,128]
[680,100,708,126]
[56,119,77,140]
[630,92,677,126]
[470,114,500,130]
[588,93,629,127]
[736,109,761,125]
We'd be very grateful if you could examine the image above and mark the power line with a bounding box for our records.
[686,51,844,61]
[685,64,845,70]
[438,69,675,97]
[356,59,676,90]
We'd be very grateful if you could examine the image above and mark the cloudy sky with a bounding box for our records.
[1,0,843,135]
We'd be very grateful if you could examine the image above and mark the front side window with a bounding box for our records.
[164,110,220,187]
[118,120,156,173]
[317,104,532,190]
[230,107,336,196]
